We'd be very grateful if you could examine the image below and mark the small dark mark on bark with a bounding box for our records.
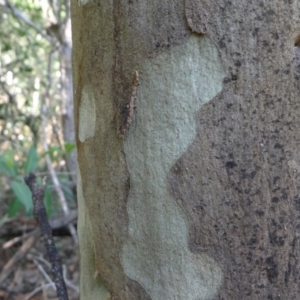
[226,161,237,168]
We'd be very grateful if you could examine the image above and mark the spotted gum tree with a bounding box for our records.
[71,0,300,299]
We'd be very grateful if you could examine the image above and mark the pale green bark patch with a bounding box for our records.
[121,35,225,300]
[79,85,96,142]
[77,0,90,6]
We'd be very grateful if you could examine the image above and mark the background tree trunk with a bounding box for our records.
[72,0,300,299]
[60,16,77,185]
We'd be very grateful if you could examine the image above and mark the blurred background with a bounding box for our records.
[0,0,79,299]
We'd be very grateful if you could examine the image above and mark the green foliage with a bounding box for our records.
[64,142,76,156]
[10,179,32,213]
[24,145,38,174]
[42,142,75,162]
[0,1,76,220]
[0,143,75,218]
[0,0,53,147]
[7,197,23,218]
[0,151,17,176]
[0,147,36,216]
[42,145,63,161]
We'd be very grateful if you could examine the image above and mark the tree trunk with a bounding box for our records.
[71,0,300,299]
[60,9,77,184]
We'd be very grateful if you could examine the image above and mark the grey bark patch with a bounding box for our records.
[169,1,300,298]
[120,34,225,300]
[185,0,210,34]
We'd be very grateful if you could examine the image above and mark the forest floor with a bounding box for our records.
[0,214,79,300]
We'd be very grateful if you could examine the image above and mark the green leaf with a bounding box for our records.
[41,145,61,160]
[24,146,38,174]
[0,152,17,176]
[7,198,23,217]
[21,66,33,73]
[10,180,32,213]
[2,43,12,52]
[44,186,53,217]
[62,184,74,201]
[0,161,15,176]
[17,28,26,37]
[64,142,75,156]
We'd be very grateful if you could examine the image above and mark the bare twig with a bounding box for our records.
[24,173,69,300]
[27,253,51,269]
[0,210,77,287]
[49,210,78,229]
[33,258,56,290]
[2,210,77,249]
[0,230,40,284]
[23,282,54,300]
[63,265,79,294]
[2,229,38,249]
[3,0,53,42]
[42,50,78,243]
[31,256,79,295]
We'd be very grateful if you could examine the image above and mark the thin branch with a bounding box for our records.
[3,0,53,42]
[23,282,54,300]
[33,255,79,294]
[63,265,79,294]
[2,230,38,249]
[42,50,78,243]
[0,230,40,284]
[2,210,77,249]
[27,253,51,269]
[24,173,69,300]
[33,258,56,290]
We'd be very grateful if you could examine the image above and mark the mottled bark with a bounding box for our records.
[72,0,300,299]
